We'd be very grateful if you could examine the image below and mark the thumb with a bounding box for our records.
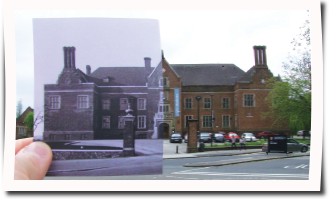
[15,141,53,180]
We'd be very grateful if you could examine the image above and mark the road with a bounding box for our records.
[45,152,310,180]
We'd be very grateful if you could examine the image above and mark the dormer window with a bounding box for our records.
[103,77,109,83]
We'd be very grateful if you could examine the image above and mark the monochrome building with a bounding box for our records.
[43,47,164,140]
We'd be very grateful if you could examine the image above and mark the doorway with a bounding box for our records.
[158,123,170,139]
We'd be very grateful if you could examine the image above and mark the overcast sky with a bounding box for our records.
[15,10,308,114]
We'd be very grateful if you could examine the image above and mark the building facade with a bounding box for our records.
[16,106,34,139]
[43,47,164,140]
[161,46,289,138]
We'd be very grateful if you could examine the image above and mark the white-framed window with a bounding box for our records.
[159,77,168,87]
[202,115,212,128]
[244,94,255,107]
[137,98,146,110]
[184,115,193,128]
[159,104,170,112]
[120,98,128,110]
[77,95,89,108]
[102,116,110,129]
[223,115,230,128]
[222,98,230,109]
[17,126,27,136]
[203,98,211,109]
[138,116,146,129]
[102,99,110,110]
[185,98,192,109]
[49,95,61,109]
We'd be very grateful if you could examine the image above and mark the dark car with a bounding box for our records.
[262,138,309,153]
[169,133,183,143]
[199,132,212,143]
[214,133,225,143]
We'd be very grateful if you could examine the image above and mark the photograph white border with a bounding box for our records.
[3,0,323,192]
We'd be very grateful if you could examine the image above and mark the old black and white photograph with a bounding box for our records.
[33,18,164,176]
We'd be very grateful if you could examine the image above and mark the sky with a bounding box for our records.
[15,10,309,118]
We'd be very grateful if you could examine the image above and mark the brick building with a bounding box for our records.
[161,46,289,138]
[16,106,34,139]
[43,47,163,140]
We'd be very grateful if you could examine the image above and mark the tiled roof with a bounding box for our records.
[170,64,245,86]
[88,67,153,86]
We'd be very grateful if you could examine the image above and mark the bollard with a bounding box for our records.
[176,145,179,154]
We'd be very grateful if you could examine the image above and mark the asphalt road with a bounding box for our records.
[45,153,310,180]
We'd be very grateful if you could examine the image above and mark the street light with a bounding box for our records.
[210,94,214,146]
[195,96,201,134]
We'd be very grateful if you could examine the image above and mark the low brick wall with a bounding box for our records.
[52,150,123,160]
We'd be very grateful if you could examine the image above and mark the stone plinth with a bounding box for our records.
[123,118,135,157]
[187,119,198,153]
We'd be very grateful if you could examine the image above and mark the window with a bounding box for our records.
[17,126,27,136]
[50,134,56,140]
[137,98,146,110]
[81,134,88,140]
[223,115,230,128]
[138,116,146,129]
[222,98,229,109]
[160,92,168,101]
[185,98,192,109]
[102,116,110,129]
[65,134,71,140]
[184,115,193,128]
[103,77,109,83]
[159,105,170,112]
[204,98,211,109]
[77,95,89,108]
[235,114,238,128]
[202,116,212,128]
[244,94,255,107]
[234,95,237,108]
[159,77,168,87]
[102,99,110,110]
[120,98,128,110]
[118,117,125,129]
[50,96,61,109]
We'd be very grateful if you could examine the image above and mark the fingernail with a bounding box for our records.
[23,142,50,158]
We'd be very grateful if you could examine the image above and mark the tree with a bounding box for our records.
[16,100,22,118]
[24,112,34,130]
[264,13,311,136]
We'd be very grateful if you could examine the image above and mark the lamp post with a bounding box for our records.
[195,96,201,134]
[210,94,214,146]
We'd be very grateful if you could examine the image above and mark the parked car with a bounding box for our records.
[198,132,212,143]
[262,138,309,153]
[241,132,257,142]
[169,133,183,143]
[255,131,278,139]
[297,130,310,136]
[224,132,240,142]
[214,133,225,143]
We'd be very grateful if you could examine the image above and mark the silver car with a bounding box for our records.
[262,138,309,153]
[241,132,256,142]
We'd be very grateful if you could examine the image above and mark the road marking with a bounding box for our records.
[284,164,309,169]
[172,171,309,179]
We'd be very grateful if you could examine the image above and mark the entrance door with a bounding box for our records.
[158,123,170,139]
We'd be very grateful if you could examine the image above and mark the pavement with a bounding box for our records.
[162,140,310,167]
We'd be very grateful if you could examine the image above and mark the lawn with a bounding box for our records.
[205,138,311,148]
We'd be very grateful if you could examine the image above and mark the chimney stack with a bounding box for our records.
[144,57,152,80]
[253,46,267,67]
[86,65,91,75]
[63,46,76,69]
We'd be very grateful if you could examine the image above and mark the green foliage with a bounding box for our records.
[16,99,22,118]
[24,112,34,130]
[264,13,311,135]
